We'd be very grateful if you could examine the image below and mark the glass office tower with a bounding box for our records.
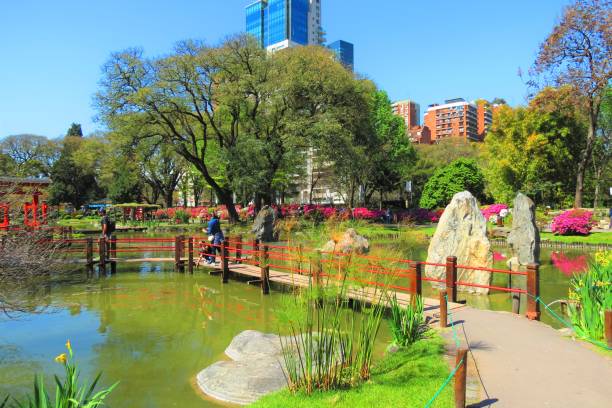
[328,40,354,71]
[246,0,310,50]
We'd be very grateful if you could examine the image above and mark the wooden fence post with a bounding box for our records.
[526,263,540,321]
[221,240,229,283]
[605,310,612,349]
[236,235,242,264]
[454,348,468,408]
[313,250,323,287]
[439,290,448,328]
[446,256,457,303]
[174,235,184,272]
[188,237,194,274]
[110,236,117,274]
[261,245,270,295]
[410,262,422,298]
[252,239,260,266]
[98,237,106,270]
[86,237,93,272]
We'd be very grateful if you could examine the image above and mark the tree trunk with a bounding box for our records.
[574,104,600,208]
[164,191,173,209]
[593,166,602,209]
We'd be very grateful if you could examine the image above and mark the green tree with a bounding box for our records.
[419,158,486,209]
[411,138,482,207]
[483,86,586,206]
[66,123,83,137]
[48,136,103,207]
[531,0,611,207]
[0,134,59,177]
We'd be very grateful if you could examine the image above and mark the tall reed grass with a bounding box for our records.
[388,294,429,347]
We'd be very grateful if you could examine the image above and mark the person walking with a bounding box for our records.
[206,212,224,264]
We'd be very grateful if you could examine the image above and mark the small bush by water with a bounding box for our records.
[388,294,430,347]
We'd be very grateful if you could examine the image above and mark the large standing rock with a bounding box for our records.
[507,193,540,268]
[321,228,369,254]
[252,206,276,242]
[425,191,493,294]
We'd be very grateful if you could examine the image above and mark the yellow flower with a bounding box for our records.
[65,340,72,352]
[55,353,67,365]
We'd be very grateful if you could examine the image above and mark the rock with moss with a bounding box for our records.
[321,228,369,254]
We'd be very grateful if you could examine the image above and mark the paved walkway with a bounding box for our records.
[443,307,612,408]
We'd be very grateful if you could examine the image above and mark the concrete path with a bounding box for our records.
[443,307,612,408]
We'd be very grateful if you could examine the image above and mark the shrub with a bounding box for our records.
[481,204,508,220]
[4,341,117,407]
[551,209,593,235]
[154,209,168,220]
[388,295,429,347]
[174,210,190,224]
[568,259,612,345]
[419,158,486,210]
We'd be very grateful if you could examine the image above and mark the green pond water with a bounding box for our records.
[0,230,596,407]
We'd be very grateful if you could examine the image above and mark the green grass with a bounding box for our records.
[251,335,453,408]
[540,231,612,245]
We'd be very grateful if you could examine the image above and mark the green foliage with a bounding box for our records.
[66,123,83,138]
[48,137,103,207]
[173,210,190,224]
[388,294,429,347]
[483,87,586,206]
[419,158,485,209]
[252,335,453,408]
[568,257,612,345]
[0,134,59,177]
[4,343,117,408]
[279,256,386,393]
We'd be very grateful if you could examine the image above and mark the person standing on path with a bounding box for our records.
[206,212,224,264]
[100,208,114,240]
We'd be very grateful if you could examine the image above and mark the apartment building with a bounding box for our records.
[424,98,492,142]
[392,100,420,129]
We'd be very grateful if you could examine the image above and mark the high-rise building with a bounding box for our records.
[424,98,492,142]
[392,100,420,129]
[246,0,323,52]
[327,40,354,71]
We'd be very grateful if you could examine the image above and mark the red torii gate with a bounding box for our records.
[0,177,51,229]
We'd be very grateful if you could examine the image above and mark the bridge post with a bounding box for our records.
[221,240,229,283]
[410,262,422,306]
[454,348,468,408]
[174,235,184,272]
[86,237,93,272]
[260,245,270,295]
[605,310,612,349]
[110,236,117,274]
[526,263,540,321]
[252,239,260,266]
[236,235,242,264]
[98,237,106,271]
[439,290,448,328]
[188,237,194,274]
[313,250,323,288]
[446,256,457,303]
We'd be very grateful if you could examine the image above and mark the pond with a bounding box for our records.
[0,261,393,408]
[0,228,595,406]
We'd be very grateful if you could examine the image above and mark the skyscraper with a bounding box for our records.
[327,40,354,71]
[245,0,323,52]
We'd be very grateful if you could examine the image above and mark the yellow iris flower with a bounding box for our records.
[54,353,67,364]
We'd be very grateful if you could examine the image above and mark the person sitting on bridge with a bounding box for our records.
[195,235,215,267]
[206,212,224,264]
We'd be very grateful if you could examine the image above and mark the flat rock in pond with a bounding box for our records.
[196,330,288,405]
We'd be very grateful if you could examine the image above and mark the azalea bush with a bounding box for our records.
[551,209,594,235]
[481,204,508,220]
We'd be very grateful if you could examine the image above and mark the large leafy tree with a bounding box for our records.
[483,86,586,206]
[531,0,611,207]
[419,158,486,209]
[0,134,59,177]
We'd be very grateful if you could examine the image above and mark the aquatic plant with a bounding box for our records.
[388,294,429,347]
[4,341,117,408]
[551,209,594,236]
[568,260,612,345]
[278,252,387,393]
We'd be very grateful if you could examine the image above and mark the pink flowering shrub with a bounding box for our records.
[551,209,594,236]
[481,204,508,220]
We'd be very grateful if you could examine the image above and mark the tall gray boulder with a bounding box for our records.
[507,193,540,268]
[425,191,493,295]
[252,206,276,242]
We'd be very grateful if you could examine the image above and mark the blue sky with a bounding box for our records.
[0,0,572,138]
